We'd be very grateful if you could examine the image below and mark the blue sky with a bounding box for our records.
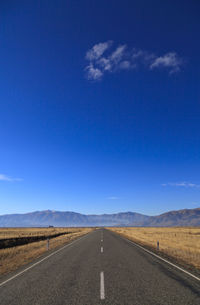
[0,0,200,215]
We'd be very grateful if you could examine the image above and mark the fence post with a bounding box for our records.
[157,240,159,251]
[47,238,50,251]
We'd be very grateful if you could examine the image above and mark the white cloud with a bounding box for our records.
[150,52,182,73]
[191,202,200,206]
[132,49,156,65]
[98,57,112,71]
[85,41,183,80]
[0,173,22,182]
[162,182,200,189]
[132,49,145,60]
[85,63,103,80]
[106,196,119,200]
[119,60,131,70]
[110,45,126,62]
[86,41,113,61]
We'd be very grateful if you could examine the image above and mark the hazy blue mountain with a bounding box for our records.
[142,208,200,227]
[0,208,200,227]
[0,210,149,227]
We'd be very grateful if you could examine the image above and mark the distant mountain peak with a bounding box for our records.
[0,208,200,227]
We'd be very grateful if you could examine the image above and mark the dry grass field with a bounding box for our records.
[109,227,200,270]
[0,227,76,239]
[0,227,93,275]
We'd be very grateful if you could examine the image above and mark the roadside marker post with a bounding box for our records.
[157,241,159,251]
[47,238,50,251]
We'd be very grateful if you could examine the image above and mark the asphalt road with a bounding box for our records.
[0,229,200,305]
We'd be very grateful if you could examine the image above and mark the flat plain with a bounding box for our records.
[1,229,200,305]
[0,227,93,275]
[0,227,79,239]
[108,227,200,270]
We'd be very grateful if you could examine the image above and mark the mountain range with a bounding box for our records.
[0,208,200,227]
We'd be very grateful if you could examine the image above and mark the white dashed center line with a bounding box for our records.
[100,271,105,300]
[101,246,103,253]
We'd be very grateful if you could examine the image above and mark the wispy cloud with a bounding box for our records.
[191,202,200,206]
[86,41,113,61]
[110,45,127,63]
[150,52,182,74]
[86,64,103,81]
[85,41,183,80]
[162,182,200,189]
[106,196,119,200]
[0,174,22,182]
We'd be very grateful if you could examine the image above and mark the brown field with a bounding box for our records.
[108,227,200,270]
[0,227,94,275]
[0,227,76,239]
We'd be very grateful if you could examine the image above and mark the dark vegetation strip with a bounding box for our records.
[0,232,73,249]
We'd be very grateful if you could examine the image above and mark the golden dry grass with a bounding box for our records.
[108,227,200,270]
[0,228,94,275]
[0,227,77,239]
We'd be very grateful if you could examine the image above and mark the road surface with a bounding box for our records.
[0,229,200,305]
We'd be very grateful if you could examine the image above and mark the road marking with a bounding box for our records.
[101,239,103,242]
[100,271,105,299]
[120,234,200,282]
[0,232,92,288]
[101,246,103,253]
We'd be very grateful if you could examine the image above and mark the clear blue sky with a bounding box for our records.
[0,0,200,216]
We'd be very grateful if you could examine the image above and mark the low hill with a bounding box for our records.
[0,210,149,227]
[0,208,200,227]
[143,208,200,227]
